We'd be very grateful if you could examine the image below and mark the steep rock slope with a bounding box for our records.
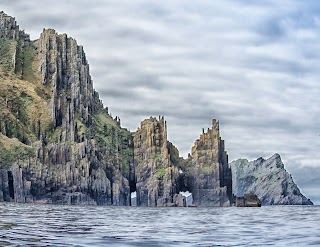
[0,12,133,205]
[230,154,313,205]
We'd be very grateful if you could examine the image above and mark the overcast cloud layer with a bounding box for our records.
[1,0,319,204]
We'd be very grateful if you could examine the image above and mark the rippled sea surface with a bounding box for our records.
[0,203,319,247]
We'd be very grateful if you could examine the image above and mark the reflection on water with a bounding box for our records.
[0,203,319,246]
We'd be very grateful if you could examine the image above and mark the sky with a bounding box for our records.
[0,0,319,204]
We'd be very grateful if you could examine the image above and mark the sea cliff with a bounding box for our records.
[0,11,311,206]
[0,12,232,206]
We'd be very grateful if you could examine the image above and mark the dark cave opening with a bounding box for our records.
[177,173,189,193]
[7,171,14,200]
[129,179,136,194]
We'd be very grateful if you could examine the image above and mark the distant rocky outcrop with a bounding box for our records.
[230,154,313,205]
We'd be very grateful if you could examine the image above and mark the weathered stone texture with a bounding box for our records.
[0,12,233,207]
[0,11,29,41]
[132,117,233,207]
[231,154,313,205]
[0,11,31,76]
[35,29,102,141]
[0,136,132,205]
[0,13,133,205]
[180,119,233,206]
[236,193,261,207]
[133,116,180,206]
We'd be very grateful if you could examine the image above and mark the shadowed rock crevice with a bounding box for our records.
[7,171,14,200]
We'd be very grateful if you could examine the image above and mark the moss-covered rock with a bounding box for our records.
[0,134,35,169]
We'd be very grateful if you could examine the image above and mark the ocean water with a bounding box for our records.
[0,203,319,247]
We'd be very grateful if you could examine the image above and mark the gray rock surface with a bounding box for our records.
[230,154,313,205]
[0,12,133,205]
[133,116,180,207]
[132,117,233,207]
[178,119,233,206]
[236,193,261,207]
[0,11,29,41]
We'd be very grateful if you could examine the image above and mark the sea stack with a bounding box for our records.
[133,116,180,207]
[177,119,233,206]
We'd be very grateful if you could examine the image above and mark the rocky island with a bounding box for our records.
[231,154,313,205]
[0,12,312,206]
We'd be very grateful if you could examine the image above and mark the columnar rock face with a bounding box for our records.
[179,119,233,206]
[231,154,313,205]
[35,29,102,141]
[0,11,30,76]
[0,12,133,205]
[132,117,233,207]
[0,12,241,207]
[133,116,180,206]
[0,11,29,41]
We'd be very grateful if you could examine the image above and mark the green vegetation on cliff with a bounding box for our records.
[21,46,36,82]
[0,76,53,144]
[0,37,53,146]
[0,12,135,206]
[0,39,16,74]
[88,111,133,176]
[0,134,35,169]
[154,153,165,178]
[0,30,134,179]
[90,111,118,145]
[0,33,53,145]
[155,164,165,178]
